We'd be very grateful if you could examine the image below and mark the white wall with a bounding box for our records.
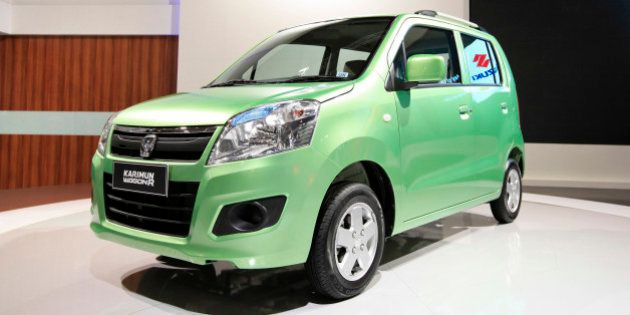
[0,1,11,34]
[524,143,630,189]
[177,0,469,92]
[10,4,178,35]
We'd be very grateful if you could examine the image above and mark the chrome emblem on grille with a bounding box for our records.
[140,134,157,158]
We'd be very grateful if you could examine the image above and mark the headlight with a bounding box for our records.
[97,113,118,156]
[208,100,320,164]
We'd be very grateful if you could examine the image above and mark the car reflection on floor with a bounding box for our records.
[121,212,496,314]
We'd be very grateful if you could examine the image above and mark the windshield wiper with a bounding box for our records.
[204,79,259,88]
[264,75,351,83]
[204,75,349,88]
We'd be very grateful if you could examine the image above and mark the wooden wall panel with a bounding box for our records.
[0,135,98,189]
[0,36,178,111]
[0,36,178,189]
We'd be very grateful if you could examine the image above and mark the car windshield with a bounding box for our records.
[207,17,394,87]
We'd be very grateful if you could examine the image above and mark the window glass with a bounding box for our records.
[393,44,406,82]
[241,66,253,80]
[396,26,461,84]
[252,44,325,80]
[212,17,393,84]
[461,34,501,84]
[337,48,370,77]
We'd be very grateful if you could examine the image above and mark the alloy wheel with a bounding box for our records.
[333,202,379,281]
[505,168,521,213]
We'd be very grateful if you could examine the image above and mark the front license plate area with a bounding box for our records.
[112,162,168,196]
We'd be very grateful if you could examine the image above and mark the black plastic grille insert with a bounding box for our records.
[110,125,216,161]
[103,173,199,237]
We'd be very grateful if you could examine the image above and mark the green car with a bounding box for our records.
[91,10,524,299]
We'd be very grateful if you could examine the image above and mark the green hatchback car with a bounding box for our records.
[91,10,524,298]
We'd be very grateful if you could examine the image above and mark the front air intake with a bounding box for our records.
[103,173,199,237]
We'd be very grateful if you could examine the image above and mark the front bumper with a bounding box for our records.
[90,146,338,269]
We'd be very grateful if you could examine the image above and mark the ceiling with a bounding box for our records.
[4,0,178,5]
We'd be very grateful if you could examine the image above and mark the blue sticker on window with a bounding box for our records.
[471,67,498,81]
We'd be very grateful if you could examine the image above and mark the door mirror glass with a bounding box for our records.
[405,54,447,84]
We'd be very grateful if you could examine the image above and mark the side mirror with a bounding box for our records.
[405,54,447,85]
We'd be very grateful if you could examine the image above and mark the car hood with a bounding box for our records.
[114,82,354,127]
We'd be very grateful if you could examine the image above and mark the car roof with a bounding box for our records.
[279,12,488,38]
[395,12,487,34]
[277,16,395,33]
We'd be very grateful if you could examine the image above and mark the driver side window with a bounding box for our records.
[395,26,461,84]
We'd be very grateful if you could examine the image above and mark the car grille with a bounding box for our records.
[103,173,199,237]
[110,125,216,161]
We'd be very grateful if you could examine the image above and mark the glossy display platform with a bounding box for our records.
[1,194,630,314]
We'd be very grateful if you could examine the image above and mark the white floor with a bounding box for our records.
[1,195,630,315]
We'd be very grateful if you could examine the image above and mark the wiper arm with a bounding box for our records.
[264,75,350,83]
[204,76,349,88]
[204,79,259,88]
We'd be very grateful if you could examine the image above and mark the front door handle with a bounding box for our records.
[458,105,472,120]
[458,105,472,114]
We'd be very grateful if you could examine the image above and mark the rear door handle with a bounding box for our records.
[500,102,508,114]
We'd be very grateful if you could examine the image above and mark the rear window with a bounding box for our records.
[461,34,501,85]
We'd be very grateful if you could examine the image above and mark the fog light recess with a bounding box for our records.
[228,202,268,231]
[213,196,287,236]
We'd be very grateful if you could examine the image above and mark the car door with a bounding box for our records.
[460,33,512,195]
[391,25,480,222]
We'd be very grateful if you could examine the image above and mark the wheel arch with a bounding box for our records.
[508,146,524,175]
[323,160,396,237]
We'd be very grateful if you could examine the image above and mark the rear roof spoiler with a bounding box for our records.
[414,10,486,32]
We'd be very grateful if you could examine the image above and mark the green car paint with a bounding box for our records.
[406,54,447,83]
[90,13,524,269]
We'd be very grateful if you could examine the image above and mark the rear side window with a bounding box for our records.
[395,26,462,84]
[461,34,501,85]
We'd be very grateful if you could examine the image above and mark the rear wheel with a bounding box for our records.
[490,162,522,223]
[306,183,385,299]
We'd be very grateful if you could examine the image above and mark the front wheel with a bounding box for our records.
[306,183,385,299]
[490,162,522,224]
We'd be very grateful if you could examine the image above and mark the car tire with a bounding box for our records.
[305,183,385,299]
[490,161,522,224]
